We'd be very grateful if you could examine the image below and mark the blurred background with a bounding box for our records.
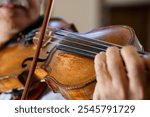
[43,0,150,51]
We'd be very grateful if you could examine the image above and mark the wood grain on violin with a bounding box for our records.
[0,43,45,92]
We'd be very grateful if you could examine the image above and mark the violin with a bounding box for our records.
[1,0,148,100]
[33,25,147,100]
[20,0,149,100]
[0,17,77,99]
[0,17,147,100]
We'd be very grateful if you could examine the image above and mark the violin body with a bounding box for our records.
[0,15,144,100]
[35,25,143,100]
[0,43,35,92]
[45,50,95,99]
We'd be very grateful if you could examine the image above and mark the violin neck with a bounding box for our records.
[54,30,148,58]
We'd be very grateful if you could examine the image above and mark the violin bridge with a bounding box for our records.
[33,29,53,48]
[42,31,53,47]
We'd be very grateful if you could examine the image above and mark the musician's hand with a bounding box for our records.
[93,46,150,100]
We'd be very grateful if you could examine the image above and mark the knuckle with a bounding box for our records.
[107,46,119,53]
[94,52,105,64]
[98,60,106,70]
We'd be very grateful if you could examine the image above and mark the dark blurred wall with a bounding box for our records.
[103,2,150,51]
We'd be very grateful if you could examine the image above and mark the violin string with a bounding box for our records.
[53,30,148,56]
[39,35,147,59]
[24,29,121,49]
[57,38,147,57]
[33,36,103,58]
[54,35,109,50]
[25,30,147,57]
[51,36,147,57]
[34,35,146,58]
[53,37,107,53]
[57,43,99,57]
[26,36,99,58]
[46,41,104,58]
[54,30,123,48]
[26,31,108,56]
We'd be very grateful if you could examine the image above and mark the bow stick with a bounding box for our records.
[21,0,54,100]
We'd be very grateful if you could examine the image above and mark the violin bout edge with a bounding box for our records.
[44,76,96,100]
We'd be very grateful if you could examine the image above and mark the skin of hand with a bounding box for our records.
[93,46,150,100]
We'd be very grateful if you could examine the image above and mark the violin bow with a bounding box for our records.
[21,0,54,100]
